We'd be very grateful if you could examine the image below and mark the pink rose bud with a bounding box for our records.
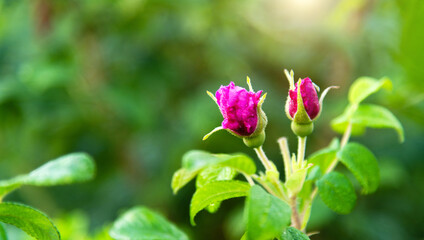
[204,78,267,148]
[284,69,338,137]
[288,78,320,121]
[216,82,262,136]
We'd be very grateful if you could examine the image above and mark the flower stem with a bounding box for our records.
[254,146,273,171]
[297,137,307,164]
[243,173,255,186]
[278,137,292,180]
[253,147,289,202]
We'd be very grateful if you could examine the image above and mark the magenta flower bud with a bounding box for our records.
[288,78,320,121]
[204,78,267,148]
[216,82,262,136]
[284,69,338,137]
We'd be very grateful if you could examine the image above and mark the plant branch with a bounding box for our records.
[301,122,353,230]
[291,196,301,230]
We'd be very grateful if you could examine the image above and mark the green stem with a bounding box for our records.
[301,122,353,231]
[297,137,307,164]
[242,173,255,186]
[253,147,289,202]
[290,136,307,231]
[254,146,273,171]
[291,196,301,230]
[278,137,292,180]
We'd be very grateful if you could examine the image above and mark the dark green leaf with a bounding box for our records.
[0,153,95,198]
[109,206,188,240]
[317,172,356,214]
[348,77,392,104]
[190,181,250,225]
[338,142,380,194]
[280,227,310,240]
[0,202,60,240]
[245,185,291,240]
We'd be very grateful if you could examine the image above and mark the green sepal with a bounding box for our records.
[293,79,313,125]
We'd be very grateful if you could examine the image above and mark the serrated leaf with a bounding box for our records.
[109,206,188,240]
[0,202,60,240]
[317,172,356,214]
[337,142,380,194]
[0,153,95,198]
[245,185,291,240]
[190,181,250,225]
[280,227,310,240]
[348,77,392,104]
[331,104,404,142]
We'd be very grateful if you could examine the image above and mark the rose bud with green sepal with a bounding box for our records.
[203,77,268,148]
[284,69,337,137]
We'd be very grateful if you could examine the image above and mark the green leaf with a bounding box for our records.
[190,180,250,225]
[280,227,310,240]
[317,172,356,214]
[348,77,392,104]
[351,104,404,142]
[196,166,238,213]
[0,223,6,240]
[171,168,200,194]
[245,185,291,240]
[109,206,189,240]
[0,202,60,240]
[172,150,221,194]
[0,153,95,198]
[337,143,380,194]
[182,150,219,170]
[331,105,365,136]
[331,104,404,142]
[172,151,256,194]
[307,139,339,174]
[216,154,256,175]
[196,166,238,189]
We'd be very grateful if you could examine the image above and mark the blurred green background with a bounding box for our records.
[0,0,423,239]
